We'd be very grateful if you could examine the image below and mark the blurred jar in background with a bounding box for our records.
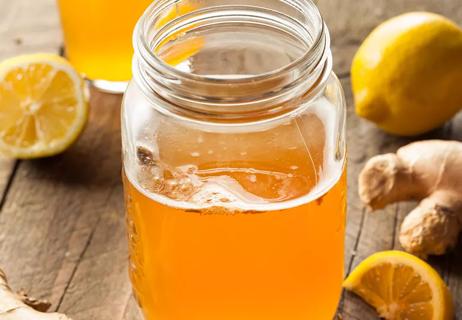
[57,0,153,92]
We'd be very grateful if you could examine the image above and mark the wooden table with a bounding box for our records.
[0,1,461,319]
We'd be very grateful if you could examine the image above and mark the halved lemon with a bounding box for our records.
[343,251,454,320]
[0,53,88,159]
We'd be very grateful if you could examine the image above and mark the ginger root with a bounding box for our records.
[359,140,462,258]
[0,268,71,320]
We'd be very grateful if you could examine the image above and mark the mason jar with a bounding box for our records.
[122,1,347,319]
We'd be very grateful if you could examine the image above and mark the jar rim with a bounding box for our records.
[132,0,332,121]
[135,0,326,84]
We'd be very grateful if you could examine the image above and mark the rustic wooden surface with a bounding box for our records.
[0,0,461,319]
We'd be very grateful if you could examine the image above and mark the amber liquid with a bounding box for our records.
[123,112,346,319]
[57,0,152,81]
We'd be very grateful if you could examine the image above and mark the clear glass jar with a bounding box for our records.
[122,1,347,319]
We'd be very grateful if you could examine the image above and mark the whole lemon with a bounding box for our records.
[352,12,462,136]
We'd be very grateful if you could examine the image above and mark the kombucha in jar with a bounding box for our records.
[122,1,347,319]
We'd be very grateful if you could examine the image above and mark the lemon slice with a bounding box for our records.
[0,53,88,159]
[343,251,454,320]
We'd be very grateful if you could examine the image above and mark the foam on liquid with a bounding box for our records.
[125,97,344,213]
[126,22,344,213]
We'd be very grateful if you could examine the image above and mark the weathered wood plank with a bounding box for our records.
[338,79,459,318]
[339,82,459,319]
[444,112,462,318]
[339,77,415,274]
[0,0,87,310]
[0,0,62,58]
[0,0,59,211]
[0,1,460,319]
[0,3,135,318]
[338,77,401,319]
[340,77,369,273]
[0,0,64,192]
[317,0,462,318]
[53,92,134,319]
[0,160,16,203]
[0,89,125,315]
[0,0,62,79]
[317,0,462,75]
[446,247,462,318]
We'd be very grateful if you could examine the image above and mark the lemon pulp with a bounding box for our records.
[0,53,88,159]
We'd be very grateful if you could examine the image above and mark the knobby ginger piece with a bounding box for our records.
[0,268,71,320]
[359,140,462,258]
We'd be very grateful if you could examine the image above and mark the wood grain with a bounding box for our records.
[0,90,126,310]
[319,1,462,317]
[0,160,16,206]
[317,0,462,75]
[0,0,72,309]
[53,92,133,319]
[339,78,406,319]
[0,1,136,319]
[0,0,461,319]
[448,113,462,317]
[337,80,459,319]
[0,0,62,58]
[0,0,61,211]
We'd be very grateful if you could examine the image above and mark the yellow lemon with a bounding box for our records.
[0,53,88,159]
[344,251,454,320]
[352,12,462,136]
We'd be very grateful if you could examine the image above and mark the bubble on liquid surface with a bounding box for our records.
[131,96,345,211]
